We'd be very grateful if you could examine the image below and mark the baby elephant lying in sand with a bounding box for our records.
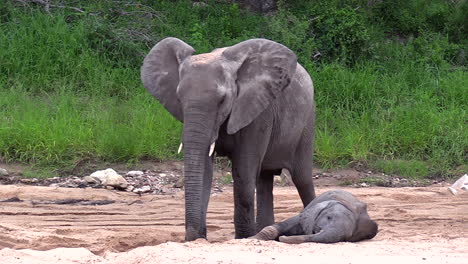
[252,190,378,244]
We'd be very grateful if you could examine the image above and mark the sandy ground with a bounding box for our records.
[0,184,466,264]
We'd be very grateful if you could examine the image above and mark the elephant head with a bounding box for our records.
[141,37,297,241]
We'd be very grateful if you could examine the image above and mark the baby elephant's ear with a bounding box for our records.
[141,37,195,122]
[222,39,297,134]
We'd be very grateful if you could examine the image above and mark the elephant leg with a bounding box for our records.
[291,130,316,207]
[232,159,258,238]
[278,235,309,244]
[252,215,303,240]
[279,229,344,244]
[256,169,277,232]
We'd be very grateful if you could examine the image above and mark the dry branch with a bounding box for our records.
[9,0,85,13]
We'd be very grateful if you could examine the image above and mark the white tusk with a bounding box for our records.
[178,142,183,154]
[209,142,215,157]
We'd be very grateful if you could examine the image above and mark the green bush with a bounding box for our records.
[312,6,371,64]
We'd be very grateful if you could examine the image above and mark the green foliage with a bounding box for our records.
[371,0,468,43]
[0,1,466,179]
[311,6,371,64]
[372,160,429,180]
[0,10,139,97]
[313,63,467,177]
[0,89,181,167]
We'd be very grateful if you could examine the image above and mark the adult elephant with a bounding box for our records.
[141,37,316,241]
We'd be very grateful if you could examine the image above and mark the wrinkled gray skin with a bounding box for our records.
[252,190,378,243]
[141,38,316,241]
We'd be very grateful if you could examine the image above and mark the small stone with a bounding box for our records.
[126,171,144,177]
[273,176,282,184]
[367,171,372,174]
[173,178,184,188]
[360,182,369,187]
[133,185,151,193]
[0,168,9,176]
[20,178,32,183]
[49,183,59,188]
[106,186,115,190]
[159,173,167,177]
[126,185,135,192]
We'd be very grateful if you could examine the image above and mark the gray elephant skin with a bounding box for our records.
[253,190,378,243]
[141,37,316,241]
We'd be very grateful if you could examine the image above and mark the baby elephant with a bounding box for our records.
[252,190,378,244]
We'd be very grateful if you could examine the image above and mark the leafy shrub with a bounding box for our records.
[311,6,370,64]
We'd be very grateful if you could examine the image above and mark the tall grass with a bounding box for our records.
[314,63,467,176]
[0,89,181,167]
[0,1,466,178]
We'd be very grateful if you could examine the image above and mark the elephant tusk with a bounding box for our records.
[178,142,183,154]
[209,142,215,157]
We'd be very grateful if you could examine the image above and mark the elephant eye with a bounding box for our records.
[327,216,332,220]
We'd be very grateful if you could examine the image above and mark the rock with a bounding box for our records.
[133,185,151,194]
[273,175,282,184]
[83,176,99,184]
[66,183,78,188]
[126,171,144,177]
[173,178,184,188]
[0,168,9,176]
[125,185,135,192]
[360,182,369,187]
[20,178,32,183]
[89,168,128,189]
[159,173,167,177]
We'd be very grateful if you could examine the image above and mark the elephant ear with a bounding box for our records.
[141,37,195,122]
[222,39,297,134]
[299,201,334,234]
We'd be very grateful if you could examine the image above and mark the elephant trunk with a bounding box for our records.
[182,111,216,241]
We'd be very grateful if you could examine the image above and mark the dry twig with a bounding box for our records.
[10,0,85,13]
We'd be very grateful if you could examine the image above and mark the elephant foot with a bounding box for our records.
[250,226,279,241]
